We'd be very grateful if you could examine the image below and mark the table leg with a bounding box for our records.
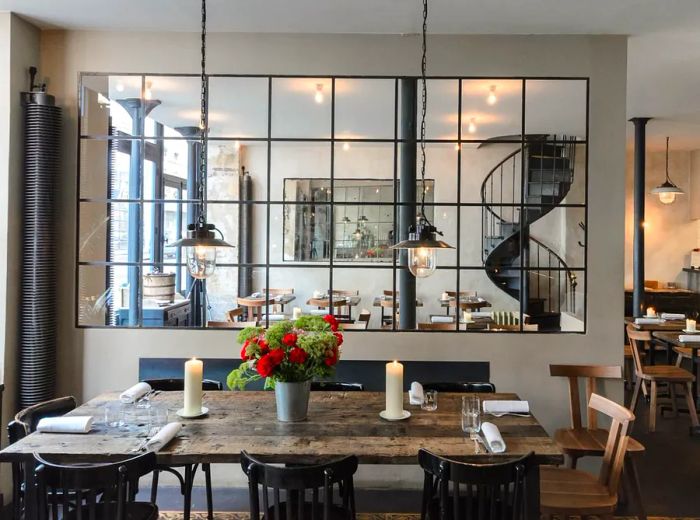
[525,463,540,520]
[693,348,699,408]
[184,464,193,520]
[23,459,37,520]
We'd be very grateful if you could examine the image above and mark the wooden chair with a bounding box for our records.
[418,449,536,520]
[310,382,364,392]
[241,450,358,520]
[143,378,223,520]
[674,345,694,367]
[342,322,369,330]
[34,452,158,520]
[226,307,243,322]
[263,288,294,313]
[644,280,659,289]
[627,326,698,432]
[421,382,496,393]
[237,297,265,321]
[357,310,371,325]
[540,393,634,519]
[8,396,78,520]
[549,364,646,519]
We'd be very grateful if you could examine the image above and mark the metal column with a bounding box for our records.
[238,167,253,298]
[630,117,651,317]
[399,79,418,330]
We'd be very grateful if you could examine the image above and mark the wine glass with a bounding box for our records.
[461,395,481,441]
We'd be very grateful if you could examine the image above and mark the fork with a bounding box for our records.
[130,427,161,452]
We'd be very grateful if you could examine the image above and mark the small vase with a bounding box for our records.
[274,380,311,422]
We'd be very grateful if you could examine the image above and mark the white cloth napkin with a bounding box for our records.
[262,314,286,321]
[37,416,93,434]
[661,313,685,320]
[634,318,664,325]
[409,382,424,405]
[431,316,454,323]
[309,309,327,316]
[481,422,506,453]
[251,292,262,298]
[483,400,530,415]
[145,422,183,452]
[120,382,152,404]
[679,335,700,343]
[472,311,492,318]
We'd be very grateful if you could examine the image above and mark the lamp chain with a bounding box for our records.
[419,0,429,226]
[666,136,670,181]
[198,0,208,225]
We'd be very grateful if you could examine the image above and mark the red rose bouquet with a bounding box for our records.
[227,314,343,390]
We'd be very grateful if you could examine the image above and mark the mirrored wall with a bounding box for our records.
[77,74,588,332]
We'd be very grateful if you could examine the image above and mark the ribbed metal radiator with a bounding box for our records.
[19,90,61,408]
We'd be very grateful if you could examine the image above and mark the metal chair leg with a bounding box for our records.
[204,463,214,520]
[184,464,193,520]
[150,469,160,505]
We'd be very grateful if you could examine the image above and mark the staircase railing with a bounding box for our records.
[529,237,578,314]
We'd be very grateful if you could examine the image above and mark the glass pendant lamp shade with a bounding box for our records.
[168,221,233,279]
[651,136,684,205]
[392,219,454,278]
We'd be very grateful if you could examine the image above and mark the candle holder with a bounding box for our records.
[379,409,411,421]
[176,406,209,419]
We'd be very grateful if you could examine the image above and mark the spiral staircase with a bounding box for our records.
[481,136,579,331]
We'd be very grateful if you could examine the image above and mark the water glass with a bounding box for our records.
[421,390,438,411]
[461,396,481,439]
[149,402,169,429]
[104,401,125,428]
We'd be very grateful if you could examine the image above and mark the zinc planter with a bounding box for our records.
[275,380,311,422]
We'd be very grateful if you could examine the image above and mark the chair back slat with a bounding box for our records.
[418,449,535,520]
[626,326,651,377]
[241,451,358,520]
[549,365,622,430]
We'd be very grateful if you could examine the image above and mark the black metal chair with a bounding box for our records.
[418,449,536,520]
[310,382,365,392]
[421,382,496,393]
[143,378,222,520]
[8,396,78,520]
[34,451,158,520]
[241,450,358,520]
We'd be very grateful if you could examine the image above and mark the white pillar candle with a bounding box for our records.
[441,292,449,300]
[646,306,656,317]
[463,311,472,323]
[385,360,404,419]
[687,319,697,332]
[292,307,302,320]
[184,358,203,416]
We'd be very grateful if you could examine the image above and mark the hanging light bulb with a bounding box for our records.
[487,85,498,105]
[314,83,324,104]
[391,0,454,278]
[651,136,684,205]
[115,82,125,92]
[144,81,153,100]
[468,117,477,134]
[343,142,350,151]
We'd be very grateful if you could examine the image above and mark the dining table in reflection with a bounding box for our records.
[237,293,296,321]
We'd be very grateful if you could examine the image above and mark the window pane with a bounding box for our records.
[79,201,139,263]
[272,142,331,202]
[334,142,394,181]
[527,206,585,270]
[80,138,142,200]
[209,76,269,138]
[271,77,332,138]
[274,203,331,264]
[525,79,587,140]
[414,269,459,330]
[461,142,522,203]
[334,203,394,264]
[421,79,459,140]
[335,78,395,139]
[460,269,522,331]
[461,79,522,141]
[267,267,330,322]
[333,268,393,330]
[145,76,201,137]
[81,75,142,137]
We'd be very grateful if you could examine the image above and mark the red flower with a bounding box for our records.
[288,347,308,364]
[240,341,250,361]
[256,353,276,377]
[333,331,343,347]
[268,347,285,365]
[323,314,339,332]
[324,348,339,366]
[282,333,298,347]
[258,339,270,355]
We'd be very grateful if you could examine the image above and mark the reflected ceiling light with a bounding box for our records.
[115,82,125,92]
[234,140,241,151]
[314,83,324,104]
[487,85,498,105]
[454,143,461,151]
[651,136,684,205]
[144,81,153,100]
[168,0,233,283]
[468,118,477,134]
[343,142,350,151]
[391,0,454,279]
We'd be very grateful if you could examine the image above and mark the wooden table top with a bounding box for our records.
[439,298,491,310]
[624,317,686,331]
[239,295,296,305]
[307,296,361,307]
[0,391,563,466]
[653,331,700,348]
[372,297,424,307]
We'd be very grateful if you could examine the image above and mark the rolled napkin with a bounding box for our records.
[145,422,183,452]
[309,309,328,316]
[472,311,492,318]
[263,314,286,322]
[481,422,506,453]
[634,318,664,325]
[251,292,262,298]
[431,316,454,324]
[409,381,424,405]
[679,335,700,343]
[37,416,93,434]
[661,313,685,320]
[483,400,530,415]
[120,382,152,404]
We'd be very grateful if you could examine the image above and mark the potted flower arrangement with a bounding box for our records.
[227,314,343,422]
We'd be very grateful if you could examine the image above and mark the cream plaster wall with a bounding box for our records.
[38,31,626,487]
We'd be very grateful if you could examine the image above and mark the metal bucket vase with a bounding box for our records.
[275,380,311,422]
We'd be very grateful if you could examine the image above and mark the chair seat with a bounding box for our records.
[640,365,695,381]
[265,502,350,520]
[674,346,693,360]
[540,466,617,515]
[554,428,645,456]
[66,502,158,520]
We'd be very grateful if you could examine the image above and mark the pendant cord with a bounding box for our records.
[665,136,670,182]
[198,0,208,225]
[419,0,430,228]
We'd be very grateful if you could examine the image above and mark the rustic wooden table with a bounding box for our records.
[624,316,686,332]
[653,331,700,419]
[2,391,562,518]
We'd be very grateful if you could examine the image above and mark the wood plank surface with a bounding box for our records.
[653,331,700,348]
[625,317,686,332]
[0,391,563,466]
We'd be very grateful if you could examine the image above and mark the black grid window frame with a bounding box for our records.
[76,73,589,333]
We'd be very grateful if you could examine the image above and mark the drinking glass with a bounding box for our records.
[149,402,169,429]
[104,401,125,428]
[461,396,481,439]
[421,390,438,411]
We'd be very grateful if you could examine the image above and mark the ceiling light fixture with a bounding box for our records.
[343,142,350,151]
[651,136,684,205]
[487,85,498,105]
[468,117,477,134]
[168,0,233,285]
[314,83,324,104]
[391,0,453,279]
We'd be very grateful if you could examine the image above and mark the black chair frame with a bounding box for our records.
[421,382,496,393]
[310,382,364,392]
